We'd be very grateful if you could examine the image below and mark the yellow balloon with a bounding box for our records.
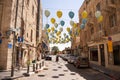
[82,10,88,18]
[77,28,81,34]
[47,28,51,33]
[73,23,77,28]
[67,27,70,32]
[98,15,103,23]
[51,18,56,24]
[57,10,62,18]
[51,27,55,32]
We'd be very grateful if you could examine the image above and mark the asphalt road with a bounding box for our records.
[21,55,112,80]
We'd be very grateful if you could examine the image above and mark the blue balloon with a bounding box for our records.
[69,11,74,19]
[82,19,87,24]
[54,30,57,33]
[80,24,85,29]
[60,20,65,26]
[45,24,50,29]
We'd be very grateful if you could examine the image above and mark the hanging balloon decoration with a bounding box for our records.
[82,10,88,19]
[66,27,70,32]
[60,20,65,26]
[59,27,63,32]
[57,10,63,18]
[47,28,51,33]
[54,23,58,28]
[98,15,103,23]
[54,29,57,33]
[95,11,101,18]
[70,20,74,26]
[95,11,103,23]
[45,24,50,29]
[44,10,50,17]
[82,19,87,24]
[68,11,75,19]
[73,23,77,28]
[51,18,56,24]
[51,27,55,32]
[80,24,85,29]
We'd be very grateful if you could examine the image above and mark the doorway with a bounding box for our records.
[100,44,105,66]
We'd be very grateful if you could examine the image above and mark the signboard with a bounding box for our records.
[8,43,12,49]
[108,37,113,53]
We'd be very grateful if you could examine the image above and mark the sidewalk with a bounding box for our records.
[90,63,120,80]
[0,60,45,80]
[0,67,33,80]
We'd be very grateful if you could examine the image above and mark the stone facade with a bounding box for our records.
[0,0,42,70]
[79,0,120,71]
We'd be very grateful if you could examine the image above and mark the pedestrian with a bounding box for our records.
[56,55,59,62]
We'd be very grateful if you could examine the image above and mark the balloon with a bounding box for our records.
[66,27,70,32]
[95,11,101,18]
[57,10,62,18]
[47,28,51,33]
[80,24,85,29]
[73,23,77,28]
[70,20,74,26]
[44,10,50,17]
[54,30,57,33]
[82,19,87,24]
[56,31,61,36]
[98,15,103,23]
[82,10,88,18]
[60,20,65,26]
[51,18,56,24]
[69,11,74,19]
[54,23,58,28]
[45,24,50,29]
[59,27,63,32]
[77,28,81,34]
[63,33,66,36]
[51,27,55,32]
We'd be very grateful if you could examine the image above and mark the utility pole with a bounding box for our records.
[11,0,19,77]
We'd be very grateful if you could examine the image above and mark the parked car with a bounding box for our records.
[68,55,77,64]
[45,55,52,60]
[74,56,89,68]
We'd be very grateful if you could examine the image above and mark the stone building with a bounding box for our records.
[79,0,120,72]
[0,0,42,70]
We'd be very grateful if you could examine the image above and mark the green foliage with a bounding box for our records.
[51,46,59,55]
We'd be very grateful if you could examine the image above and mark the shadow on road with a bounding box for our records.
[65,63,111,80]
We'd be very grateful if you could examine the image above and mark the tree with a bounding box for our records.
[51,46,59,55]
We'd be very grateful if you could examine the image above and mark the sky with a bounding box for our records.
[41,0,84,51]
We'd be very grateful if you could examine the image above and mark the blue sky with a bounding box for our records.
[41,0,84,51]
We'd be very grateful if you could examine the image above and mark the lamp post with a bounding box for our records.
[11,31,16,77]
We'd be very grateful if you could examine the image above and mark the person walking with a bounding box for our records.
[56,55,59,62]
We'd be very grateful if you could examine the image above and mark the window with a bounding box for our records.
[91,27,94,35]
[96,3,101,11]
[113,43,120,66]
[27,33,28,37]
[109,13,117,27]
[89,12,92,18]
[27,0,29,5]
[31,30,33,42]
[111,0,115,4]
[90,48,98,61]
[32,6,34,16]
[0,4,3,30]
[98,23,102,31]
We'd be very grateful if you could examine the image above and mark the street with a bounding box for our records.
[21,56,111,80]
